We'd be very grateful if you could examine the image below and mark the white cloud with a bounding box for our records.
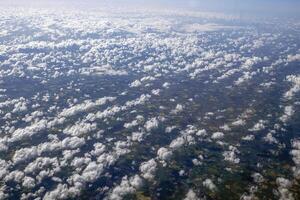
[248,120,267,132]
[284,75,300,100]
[63,122,97,137]
[287,54,300,62]
[171,104,184,114]
[211,132,224,140]
[107,175,143,200]
[130,80,142,88]
[203,179,216,191]
[223,145,240,164]
[140,159,157,181]
[22,176,36,189]
[242,135,255,141]
[59,97,116,118]
[280,106,295,123]
[276,177,294,200]
[184,189,199,200]
[290,139,300,179]
[157,147,173,161]
[144,117,159,132]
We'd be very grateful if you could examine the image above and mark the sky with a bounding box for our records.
[1,0,300,18]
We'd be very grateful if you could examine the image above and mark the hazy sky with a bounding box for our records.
[1,0,300,18]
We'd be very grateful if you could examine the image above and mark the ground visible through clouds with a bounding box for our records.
[0,6,300,200]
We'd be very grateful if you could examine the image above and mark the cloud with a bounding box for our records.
[211,132,224,140]
[223,145,240,164]
[144,117,159,132]
[107,175,143,200]
[184,189,199,200]
[157,147,173,161]
[290,139,300,179]
[130,80,142,88]
[287,54,300,62]
[276,177,294,200]
[63,122,97,137]
[203,179,217,191]
[280,106,295,123]
[59,97,116,118]
[284,75,300,100]
[171,104,184,114]
[248,120,267,132]
[140,159,157,181]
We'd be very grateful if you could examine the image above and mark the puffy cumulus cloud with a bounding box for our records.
[4,170,24,183]
[240,186,258,200]
[216,68,240,81]
[0,98,20,110]
[169,125,198,149]
[231,119,246,126]
[12,146,39,165]
[12,98,28,113]
[140,159,157,181]
[23,110,44,123]
[234,71,258,85]
[196,129,207,137]
[276,177,294,200]
[280,106,295,123]
[165,126,177,133]
[10,119,48,143]
[81,161,104,182]
[151,89,161,96]
[211,132,224,140]
[61,137,85,149]
[131,131,146,142]
[43,183,73,200]
[162,82,170,88]
[63,122,97,137]
[22,176,36,189]
[157,147,173,161]
[251,173,264,184]
[170,137,186,149]
[0,189,8,200]
[223,145,240,164]
[263,132,278,144]
[85,94,151,122]
[114,140,132,156]
[220,124,231,131]
[70,157,91,170]
[64,158,109,197]
[242,57,262,69]
[80,65,128,76]
[125,94,151,107]
[171,104,184,114]
[90,143,106,157]
[130,80,142,88]
[24,157,60,180]
[248,120,267,132]
[184,189,200,200]
[290,139,300,179]
[284,75,300,100]
[106,175,143,200]
[12,136,85,164]
[287,54,300,63]
[242,135,255,141]
[0,159,10,180]
[123,115,144,129]
[203,179,217,191]
[58,96,116,118]
[192,158,202,166]
[144,117,159,132]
